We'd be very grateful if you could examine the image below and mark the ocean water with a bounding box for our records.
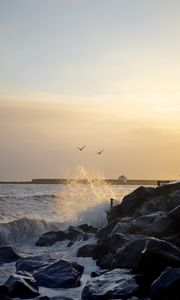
[0,182,138,299]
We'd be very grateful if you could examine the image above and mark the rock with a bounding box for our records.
[169,205,180,224]
[65,225,86,241]
[96,219,120,239]
[131,212,176,238]
[81,268,139,300]
[111,238,147,271]
[35,230,66,246]
[16,256,56,275]
[0,246,21,265]
[78,224,97,234]
[139,237,180,284]
[150,267,180,300]
[34,259,84,288]
[76,244,97,258]
[5,273,39,299]
[134,196,168,217]
[108,186,155,221]
[155,181,180,197]
[35,297,73,300]
[169,190,180,210]
[0,285,11,300]
[162,233,180,248]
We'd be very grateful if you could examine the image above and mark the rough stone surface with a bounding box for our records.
[81,268,139,300]
[34,259,84,288]
[0,247,20,265]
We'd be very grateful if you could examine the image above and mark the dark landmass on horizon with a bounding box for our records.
[0,178,174,185]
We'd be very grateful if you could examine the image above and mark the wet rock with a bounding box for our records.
[168,190,180,210]
[96,219,121,239]
[16,256,56,275]
[155,181,180,197]
[0,285,11,300]
[139,237,180,283]
[150,267,180,300]
[34,259,84,288]
[108,186,155,222]
[111,238,147,271]
[35,231,66,246]
[0,246,21,265]
[169,205,180,225]
[134,196,168,217]
[81,268,139,300]
[78,224,97,234]
[76,244,97,258]
[35,297,73,300]
[162,233,180,248]
[5,273,39,299]
[65,225,86,241]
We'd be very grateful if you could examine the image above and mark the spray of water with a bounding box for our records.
[56,165,118,226]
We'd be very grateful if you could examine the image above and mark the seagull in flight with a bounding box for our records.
[97,149,104,155]
[77,145,86,151]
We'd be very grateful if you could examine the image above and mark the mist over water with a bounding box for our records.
[56,165,124,227]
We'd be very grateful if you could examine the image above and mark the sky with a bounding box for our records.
[0,0,180,180]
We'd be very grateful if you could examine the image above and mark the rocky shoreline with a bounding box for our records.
[1,181,180,299]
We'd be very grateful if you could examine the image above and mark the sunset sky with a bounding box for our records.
[0,0,180,180]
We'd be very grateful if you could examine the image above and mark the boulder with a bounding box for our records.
[81,268,139,300]
[162,233,180,248]
[168,190,180,210]
[5,273,39,299]
[169,205,180,224]
[76,244,97,258]
[34,259,84,288]
[35,230,66,246]
[0,246,21,265]
[150,267,180,300]
[155,181,180,197]
[111,238,147,271]
[139,237,180,283]
[0,285,11,300]
[134,196,168,217]
[78,224,97,234]
[16,256,56,275]
[65,225,86,241]
[96,219,121,239]
[108,186,155,221]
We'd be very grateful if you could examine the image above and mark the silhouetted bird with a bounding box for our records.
[97,149,104,155]
[77,145,86,151]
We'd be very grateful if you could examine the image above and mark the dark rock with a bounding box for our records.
[16,256,56,275]
[155,181,180,197]
[111,238,147,271]
[81,268,139,300]
[35,297,73,300]
[78,224,97,233]
[134,196,168,217]
[0,285,11,300]
[5,273,39,299]
[0,246,20,265]
[35,231,66,246]
[65,225,85,241]
[150,267,180,300]
[77,244,97,258]
[139,237,180,283]
[108,186,155,221]
[90,270,107,278]
[131,212,176,238]
[34,259,84,288]
[169,190,180,210]
[96,219,121,239]
[169,205,180,224]
[162,233,180,248]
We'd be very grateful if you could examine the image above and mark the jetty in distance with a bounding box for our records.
[0,178,173,185]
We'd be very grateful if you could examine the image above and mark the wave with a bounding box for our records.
[0,217,65,246]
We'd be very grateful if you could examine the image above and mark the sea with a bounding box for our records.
[0,181,139,299]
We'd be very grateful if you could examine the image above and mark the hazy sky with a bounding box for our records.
[0,0,180,180]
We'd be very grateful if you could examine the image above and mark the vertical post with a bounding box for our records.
[110,198,114,210]
[157,180,160,186]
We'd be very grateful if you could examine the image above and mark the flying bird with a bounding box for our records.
[97,149,104,155]
[77,145,86,151]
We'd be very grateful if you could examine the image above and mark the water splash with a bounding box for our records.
[56,165,117,226]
